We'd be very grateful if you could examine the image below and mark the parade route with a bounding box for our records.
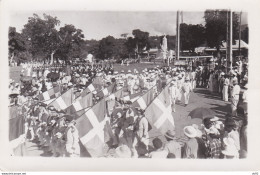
[23,87,230,157]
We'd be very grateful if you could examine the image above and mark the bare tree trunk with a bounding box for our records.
[50,51,56,65]
[10,52,14,65]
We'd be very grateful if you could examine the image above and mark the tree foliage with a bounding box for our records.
[20,14,85,62]
[180,23,205,52]
[21,14,61,60]
[8,27,27,57]
[241,25,248,44]
[204,10,239,51]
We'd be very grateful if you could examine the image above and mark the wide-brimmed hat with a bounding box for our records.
[115,145,132,158]
[183,126,197,138]
[210,116,219,122]
[165,130,176,140]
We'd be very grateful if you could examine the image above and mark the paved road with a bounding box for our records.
[23,87,230,157]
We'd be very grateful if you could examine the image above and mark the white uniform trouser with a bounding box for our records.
[170,96,176,111]
[191,80,196,90]
[222,85,229,101]
[183,92,190,105]
[176,88,182,101]
[231,96,239,116]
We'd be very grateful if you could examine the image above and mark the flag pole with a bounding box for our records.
[238,11,242,59]
[175,11,180,60]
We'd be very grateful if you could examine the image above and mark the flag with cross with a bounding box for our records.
[75,99,110,157]
[37,85,62,102]
[47,88,74,110]
[144,85,175,134]
[64,92,93,119]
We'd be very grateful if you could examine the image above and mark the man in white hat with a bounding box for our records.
[169,78,178,112]
[183,126,199,158]
[176,75,183,102]
[164,130,183,158]
[222,74,230,102]
[182,77,192,107]
[231,79,240,116]
[65,116,80,157]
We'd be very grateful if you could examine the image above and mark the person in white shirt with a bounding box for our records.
[176,76,183,102]
[231,79,240,116]
[169,78,178,112]
[65,117,80,157]
[182,77,193,107]
[242,84,248,103]
[222,75,230,102]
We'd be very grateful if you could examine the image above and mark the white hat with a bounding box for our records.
[244,84,248,89]
[128,70,132,73]
[68,82,73,86]
[210,116,219,122]
[115,145,132,158]
[114,71,118,74]
[183,126,197,138]
[191,124,202,138]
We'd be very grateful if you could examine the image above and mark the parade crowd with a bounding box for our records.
[9,58,248,159]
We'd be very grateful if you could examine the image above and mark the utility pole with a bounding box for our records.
[175,11,180,60]
[226,10,233,73]
[238,11,242,59]
[230,11,233,71]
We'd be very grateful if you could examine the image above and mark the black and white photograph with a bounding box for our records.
[1,0,260,172]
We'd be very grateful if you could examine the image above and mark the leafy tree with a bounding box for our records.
[8,27,27,61]
[132,29,149,53]
[85,39,100,56]
[241,26,248,44]
[204,10,239,57]
[125,37,136,57]
[97,36,117,59]
[180,23,205,52]
[124,29,150,58]
[21,13,61,62]
[56,24,85,61]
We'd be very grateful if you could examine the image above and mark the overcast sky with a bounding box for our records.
[9,11,248,40]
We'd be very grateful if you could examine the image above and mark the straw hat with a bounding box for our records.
[115,145,132,158]
[165,130,176,140]
[183,126,197,138]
